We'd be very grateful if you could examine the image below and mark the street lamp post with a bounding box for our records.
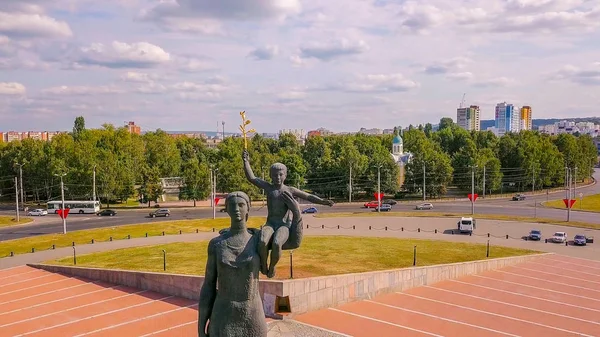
[471,165,477,215]
[55,173,67,234]
[377,165,382,213]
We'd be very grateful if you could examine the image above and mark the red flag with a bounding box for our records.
[468,193,478,202]
[57,208,70,219]
[215,198,220,205]
[373,193,384,201]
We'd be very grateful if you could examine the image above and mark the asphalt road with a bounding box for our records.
[1,170,598,242]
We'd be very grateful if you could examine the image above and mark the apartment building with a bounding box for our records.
[457,105,481,131]
[520,106,532,131]
[494,102,519,136]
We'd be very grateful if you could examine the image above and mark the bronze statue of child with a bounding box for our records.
[242,149,334,278]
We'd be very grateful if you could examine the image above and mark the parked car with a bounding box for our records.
[219,207,227,213]
[512,194,526,201]
[415,203,433,210]
[528,229,542,241]
[302,207,318,214]
[97,209,117,217]
[364,201,380,208]
[381,199,397,205]
[374,204,392,212]
[573,234,588,246]
[150,209,171,218]
[551,231,567,243]
[457,217,476,234]
[27,209,48,216]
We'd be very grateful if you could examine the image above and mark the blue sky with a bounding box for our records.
[0,0,599,133]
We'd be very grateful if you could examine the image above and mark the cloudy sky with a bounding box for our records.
[0,0,599,133]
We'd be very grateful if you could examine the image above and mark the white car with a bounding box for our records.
[27,209,48,216]
[552,231,567,243]
[416,203,434,210]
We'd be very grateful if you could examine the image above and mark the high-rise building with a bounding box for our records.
[520,106,532,130]
[457,105,480,131]
[126,121,141,135]
[494,102,519,136]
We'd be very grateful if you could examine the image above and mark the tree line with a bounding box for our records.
[0,117,597,206]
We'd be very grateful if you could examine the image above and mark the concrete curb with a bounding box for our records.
[28,252,551,319]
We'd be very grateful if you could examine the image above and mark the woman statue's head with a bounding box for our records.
[225,191,251,224]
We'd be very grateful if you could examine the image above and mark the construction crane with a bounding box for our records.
[459,93,466,108]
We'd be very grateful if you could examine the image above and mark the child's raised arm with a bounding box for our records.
[242,150,270,190]
[289,187,334,207]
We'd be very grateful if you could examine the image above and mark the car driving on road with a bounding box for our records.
[374,204,392,212]
[97,209,117,216]
[302,207,318,214]
[415,203,433,210]
[149,209,170,218]
[27,209,48,216]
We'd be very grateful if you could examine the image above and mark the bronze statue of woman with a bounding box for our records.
[198,191,268,337]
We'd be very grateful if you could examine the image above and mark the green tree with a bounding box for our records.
[179,159,210,207]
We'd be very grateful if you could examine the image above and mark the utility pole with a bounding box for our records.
[566,167,571,222]
[211,168,218,219]
[14,177,20,222]
[532,164,536,218]
[210,169,215,219]
[574,166,577,195]
[471,165,476,215]
[55,173,67,234]
[222,121,225,140]
[377,165,381,213]
[422,163,426,201]
[93,165,97,203]
[483,166,486,199]
[16,163,25,206]
[348,165,352,203]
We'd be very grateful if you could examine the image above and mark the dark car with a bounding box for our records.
[573,234,587,246]
[302,207,318,214]
[382,199,397,205]
[528,229,542,241]
[150,209,170,218]
[512,194,526,201]
[97,209,117,217]
[219,207,227,212]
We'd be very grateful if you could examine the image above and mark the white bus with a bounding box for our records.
[47,200,101,214]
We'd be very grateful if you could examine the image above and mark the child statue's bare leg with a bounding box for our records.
[258,226,274,275]
[267,226,290,278]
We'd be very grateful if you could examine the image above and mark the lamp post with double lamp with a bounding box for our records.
[376,164,382,213]
[210,167,219,219]
[55,173,67,234]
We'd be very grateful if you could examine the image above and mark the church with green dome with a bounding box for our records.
[390,126,413,187]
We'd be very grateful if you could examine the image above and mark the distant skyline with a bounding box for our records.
[1,1,600,132]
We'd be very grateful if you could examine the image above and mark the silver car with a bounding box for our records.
[415,203,433,210]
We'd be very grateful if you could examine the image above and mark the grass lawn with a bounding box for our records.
[0,215,33,228]
[46,236,540,280]
[315,212,600,230]
[543,194,600,213]
[0,217,265,258]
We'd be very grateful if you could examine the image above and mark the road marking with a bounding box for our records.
[0,290,149,328]
[0,285,119,316]
[0,273,54,288]
[472,274,600,303]
[449,279,600,313]
[138,321,196,336]
[495,270,600,293]
[397,292,596,337]
[72,303,198,336]
[18,294,171,336]
[328,307,444,336]
[0,269,40,281]
[0,278,74,296]
[424,285,600,326]
[364,299,519,336]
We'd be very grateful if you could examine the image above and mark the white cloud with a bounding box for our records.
[471,77,518,87]
[277,90,307,102]
[120,71,160,83]
[320,74,419,93]
[547,63,600,85]
[40,85,124,95]
[248,45,279,60]
[75,41,171,69]
[0,82,26,95]
[0,10,72,39]
[298,39,369,61]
